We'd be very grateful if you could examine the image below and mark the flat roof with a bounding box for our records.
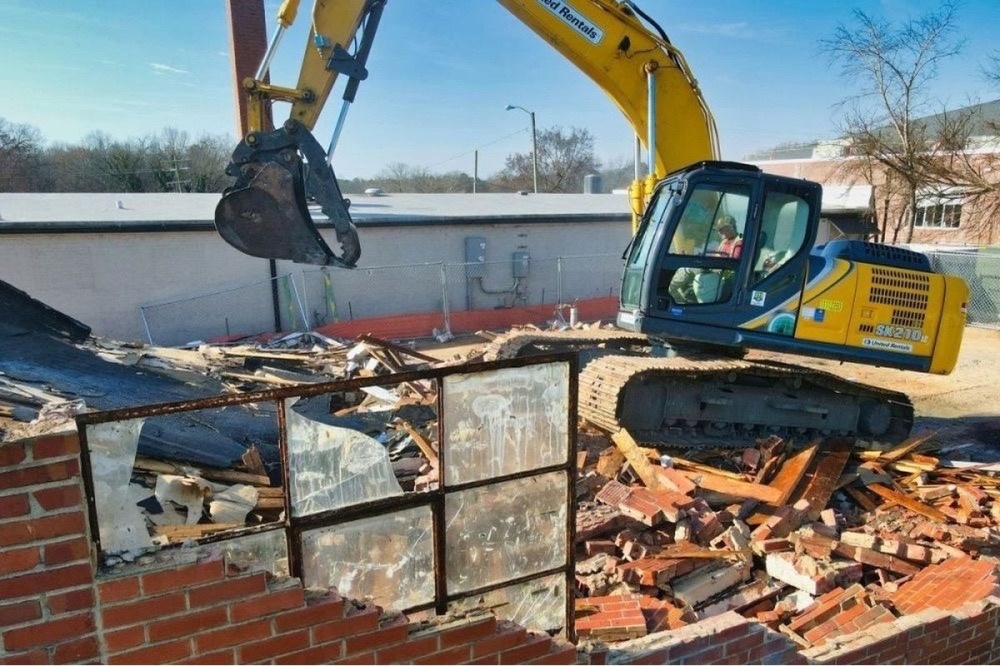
[0,192,631,229]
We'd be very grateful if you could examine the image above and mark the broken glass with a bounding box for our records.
[301,506,434,610]
[86,419,155,557]
[442,363,570,485]
[449,573,566,638]
[192,528,290,577]
[445,471,568,594]
[286,395,403,516]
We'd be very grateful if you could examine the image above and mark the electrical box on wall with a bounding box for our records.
[465,236,487,278]
[512,251,530,278]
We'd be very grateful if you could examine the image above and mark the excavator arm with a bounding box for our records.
[216,0,718,266]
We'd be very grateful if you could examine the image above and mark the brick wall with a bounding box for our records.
[0,433,574,664]
[6,431,1000,665]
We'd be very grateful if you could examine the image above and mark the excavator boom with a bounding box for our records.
[215,0,718,266]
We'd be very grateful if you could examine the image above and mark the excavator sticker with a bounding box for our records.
[537,0,604,43]
[750,290,766,307]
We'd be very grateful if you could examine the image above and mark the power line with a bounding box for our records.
[425,127,528,171]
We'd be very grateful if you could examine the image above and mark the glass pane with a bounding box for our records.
[445,471,568,594]
[449,573,566,637]
[193,528,289,577]
[286,395,404,516]
[301,506,434,610]
[87,419,155,558]
[442,363,569,485]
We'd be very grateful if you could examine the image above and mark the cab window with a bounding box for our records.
[658,183,751,306]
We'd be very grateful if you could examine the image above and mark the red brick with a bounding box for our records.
[0,649,47,665]
[188,572,266,608]
[272,594,344,632]
[414,644,473,664]
[32,434,79,459]
[0,563,93,601]
[524,644,578,665]
[312,606,379,644]
[0,442,27,468]
[195,619,271,653]
[142,559,224,595]
[101,592,187,628]
[239,628,310,662]
[149,605,228,643]
[2,612,95,650]
[104,625,145,653]
[500,634,554,663]
[53,635,100,663]
[180,649,235,665]
[32,484,82,512]
[47,586,94,614]
[439,616,498,649]
[375,636,438,664]
[0,511,88,548]
[0,493,30,518]
[229,586,305,623]
[333,651,375,665]
[0,600,41,627]
[274,642,344,664]
[344,622,409,655]
[42,537,90,566]
[0,459,79,491]
[98,576,140,603]
[0,546,40,576]
[473,624,528,658]
[467,655,500,666]
[724,631,766,657]
[109,638,192,665]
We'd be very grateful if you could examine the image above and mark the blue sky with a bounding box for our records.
[0,1,997,179]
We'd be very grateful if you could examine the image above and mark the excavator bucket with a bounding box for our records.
[215,121,361,268]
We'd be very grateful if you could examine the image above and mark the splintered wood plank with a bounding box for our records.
[868,483,951,523]
[754,438,853,520]
[357,334,438,363]
[611,429,668,492]
[856,430,937,463]
[794,438,853,520]
[843,485,879,512]
[675,468,782,504]
[766,441,820,505]
[398,419,438,462]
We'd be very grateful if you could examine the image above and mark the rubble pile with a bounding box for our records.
[571,425,1000,649]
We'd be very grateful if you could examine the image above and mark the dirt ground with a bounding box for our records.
[425,324,1000,455]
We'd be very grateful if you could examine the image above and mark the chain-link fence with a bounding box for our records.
[140,254,624,345]
[298,254,624,328]
[139,274,307,346]
[925,249,1000,327]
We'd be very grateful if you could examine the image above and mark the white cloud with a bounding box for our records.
[150,63,189,75]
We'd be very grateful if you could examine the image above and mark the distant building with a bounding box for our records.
[747,99,1000,248]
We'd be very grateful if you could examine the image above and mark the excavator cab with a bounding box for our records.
[619,161,820,346]
[620,161,969,376]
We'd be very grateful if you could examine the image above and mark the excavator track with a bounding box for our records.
[483,330,914,448]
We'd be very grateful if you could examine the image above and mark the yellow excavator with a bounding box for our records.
[215,0,969,445]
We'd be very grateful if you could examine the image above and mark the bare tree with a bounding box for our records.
[821,1,965,243]
[0,118,48,192]
[496,126,599,193]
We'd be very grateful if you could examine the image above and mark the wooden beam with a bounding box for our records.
[611,429,667,492]
[675,468,783,504]
[766,442,819,506]
[867,483,951,523]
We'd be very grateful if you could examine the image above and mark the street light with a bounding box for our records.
[505,104,538,193]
